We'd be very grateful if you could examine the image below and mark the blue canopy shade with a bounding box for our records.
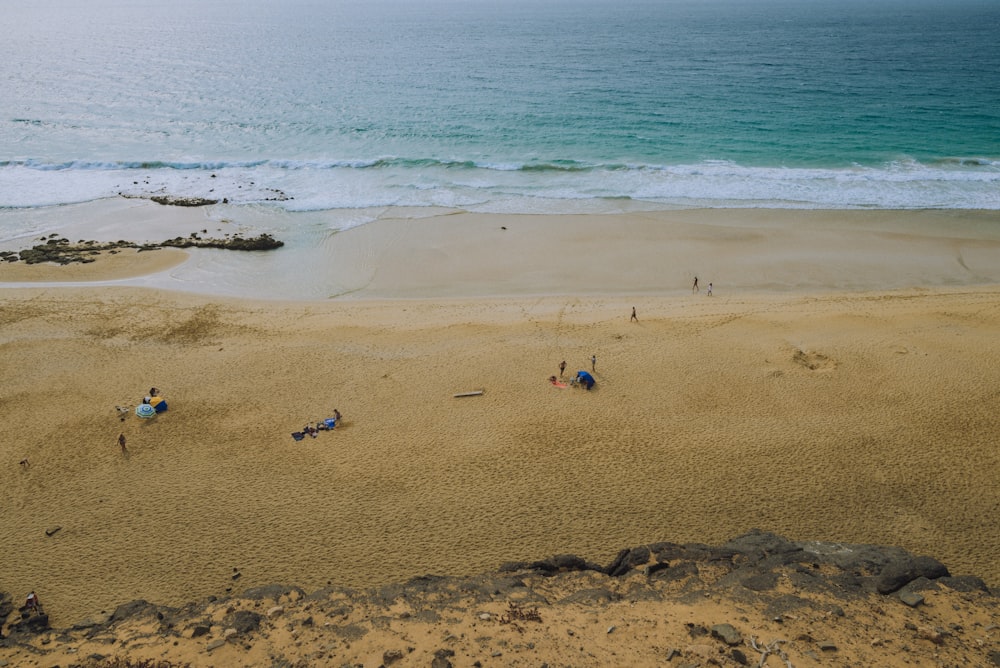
[135,403,156,418]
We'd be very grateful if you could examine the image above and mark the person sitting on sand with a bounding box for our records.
[304,424,318,438]
[333,409,342,427]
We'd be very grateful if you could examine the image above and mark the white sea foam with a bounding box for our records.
[2,159,998,215]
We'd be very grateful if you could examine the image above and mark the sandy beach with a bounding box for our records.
[1,207,999,639]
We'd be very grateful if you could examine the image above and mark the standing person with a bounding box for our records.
[24,591,40,615]
[692,276,699,293]
[630,306,638,322]
[559,360,567,378]
[591,355,597,372]
[118,433,127,455]
[707,282,713,296]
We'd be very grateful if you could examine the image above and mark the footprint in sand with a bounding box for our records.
[792,349,836,371]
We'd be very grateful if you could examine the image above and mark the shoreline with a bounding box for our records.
[2,204,999,300]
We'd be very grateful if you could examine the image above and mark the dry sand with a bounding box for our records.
[1,208,999,665]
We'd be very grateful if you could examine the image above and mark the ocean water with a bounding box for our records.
[2,0,999,239]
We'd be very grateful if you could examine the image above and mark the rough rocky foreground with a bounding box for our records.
[1,531,998,667]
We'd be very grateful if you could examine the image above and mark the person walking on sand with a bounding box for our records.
[23,591,40,616]
[559,360,566,378]
[631,306,638,322]
[692,276,699,293]
[707,282,713,296]
[118,433,127,455]
[591,355,597,372]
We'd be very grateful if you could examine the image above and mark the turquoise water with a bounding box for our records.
[2,0,999,218]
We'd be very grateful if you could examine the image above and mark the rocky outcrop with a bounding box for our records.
[498,529,967,599]
[1,532,996,666]
[6,232,283,265]
[149,195,219,207]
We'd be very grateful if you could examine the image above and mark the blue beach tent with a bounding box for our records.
[576,370,595,390]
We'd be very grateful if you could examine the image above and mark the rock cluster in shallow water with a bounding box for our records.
[3,232,284,265]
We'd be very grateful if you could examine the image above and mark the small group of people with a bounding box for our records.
[554,358,597,390]
[558,356,596,376]
[140,387,168,413]
[293,409,342,441]
[692,276,713,296]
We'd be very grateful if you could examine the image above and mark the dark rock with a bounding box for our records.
[899,590,924,607]
[224,609,262,635]
[0,592,12,622]
[161,233,284,251]
[8,612,50,635]
[110,600,162,623]
[150,195,219,207]
[382,648,405,664]
[741,572,779,592]
[723,530,804,566]
[939,576,990,593]
[711,623,742,645]
[191,625,211,638]
[731,648,749,665]
[877,556,950,594]
[606,545,651,577]
[241,584,305,601]
[644,561,671,576]
[649,560,699,583]
[11,232,283,267]
[503,554,603,575]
